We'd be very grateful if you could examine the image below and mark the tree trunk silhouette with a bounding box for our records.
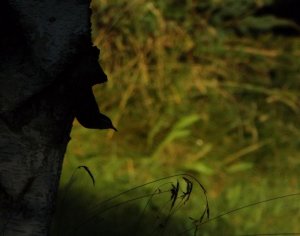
[0,1,110,235]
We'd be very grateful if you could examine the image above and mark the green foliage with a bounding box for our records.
[53,0,300,235]
[151,114,200,158]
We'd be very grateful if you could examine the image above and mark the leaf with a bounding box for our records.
[163,130,191,144]
[147,118,168,147]
[239,15,299,34]
[78,166,95,186]
[173,114,200,130]
[152,114,200,157]
[223,141,268,164]
[195,144,213,160]
[185,163,214,176]
[226,162,253,173]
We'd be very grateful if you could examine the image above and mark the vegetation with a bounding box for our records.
[51,0,300,235]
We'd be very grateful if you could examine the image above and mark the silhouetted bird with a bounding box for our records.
[74,85,117,131]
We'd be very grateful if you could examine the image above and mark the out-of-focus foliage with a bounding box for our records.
[52,0,300,235]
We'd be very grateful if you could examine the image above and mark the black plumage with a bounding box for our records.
[74,85,117,131]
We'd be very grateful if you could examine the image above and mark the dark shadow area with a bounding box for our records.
[50,187,235,236]
[262,0,300,23]
[256,0,300,35]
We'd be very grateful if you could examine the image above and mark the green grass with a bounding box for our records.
[51,0,300,235]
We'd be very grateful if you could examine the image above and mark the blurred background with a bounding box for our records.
[51,0,300,235]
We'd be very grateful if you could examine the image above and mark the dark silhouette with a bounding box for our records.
[0,0,115,235]
[257,0,300,35]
